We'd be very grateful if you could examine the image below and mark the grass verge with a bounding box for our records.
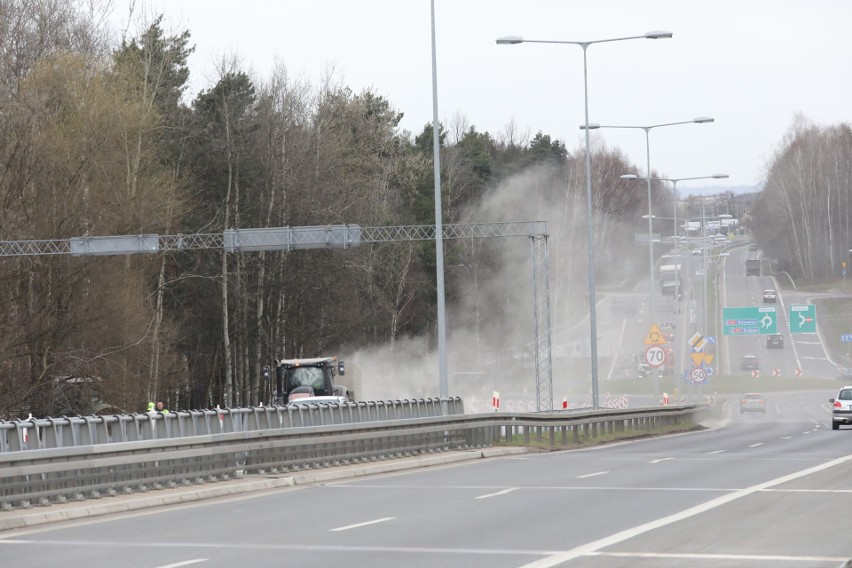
[812,296,852,369]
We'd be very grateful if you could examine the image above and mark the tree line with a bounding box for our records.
[2,2,844,419]
[752,115,852,280]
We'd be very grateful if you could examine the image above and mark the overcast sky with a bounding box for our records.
[110,0,852,191]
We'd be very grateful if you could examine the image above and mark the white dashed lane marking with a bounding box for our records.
[576,471,608,479]
[329,517,395,532]
[476,488,518,500]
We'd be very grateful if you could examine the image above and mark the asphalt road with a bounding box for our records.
[2,391,850,568]
[722,246,839,379]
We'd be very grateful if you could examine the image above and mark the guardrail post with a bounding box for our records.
[93,416,112,444]
[172,412,189,437]
[6,422,23,452]
[44,418,66,448]
[364,400,376,422]
[0,423,8,453]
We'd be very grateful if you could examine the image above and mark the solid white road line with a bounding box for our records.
[518,455,852,568]
[329,517,395,532]
[590,551,847,563]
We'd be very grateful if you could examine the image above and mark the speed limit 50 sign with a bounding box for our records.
[690,367,707,384]
[644,345,667,368]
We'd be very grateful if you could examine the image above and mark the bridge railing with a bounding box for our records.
[0,397,461,453]
[0,404,708,511]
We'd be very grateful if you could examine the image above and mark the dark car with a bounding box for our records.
[767,334,784,349]
[741,355,759,371]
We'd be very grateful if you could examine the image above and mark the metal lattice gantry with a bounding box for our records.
[0,222,547,256]
[530,235,553,412]
[0,221,553,411]
[360,221,547,242]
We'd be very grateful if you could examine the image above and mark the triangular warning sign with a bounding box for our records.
[644,323,667,345]
[703,354,714,366]
[690,352,706,367]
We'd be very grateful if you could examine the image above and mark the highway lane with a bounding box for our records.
[3,391,850,568]
[724,245,837,379]
[782,288,843,379]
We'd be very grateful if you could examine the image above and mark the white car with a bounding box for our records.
[740,393,766,414]
[830,386,852,430]
[691,248,702,256]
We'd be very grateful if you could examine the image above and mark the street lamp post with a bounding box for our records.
[697,248,730,401]
[496,31,672,410]
[697,201,731,334]
[429,0,449,406]
[621,174,729,245]
[584,118,715,324]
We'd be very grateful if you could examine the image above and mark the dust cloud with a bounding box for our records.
[344,159,633,410]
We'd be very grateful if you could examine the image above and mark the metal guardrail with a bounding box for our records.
[0,398,461,453]
[0,403,707,511]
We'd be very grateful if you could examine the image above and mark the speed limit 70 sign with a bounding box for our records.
[644,345,667,368]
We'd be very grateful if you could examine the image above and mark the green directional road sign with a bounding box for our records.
[723,306,777,335]
[789,304,816,333]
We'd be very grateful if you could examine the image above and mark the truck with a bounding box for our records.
[745,258,761,276]
[272,356,352,405]
[659,264,683,298]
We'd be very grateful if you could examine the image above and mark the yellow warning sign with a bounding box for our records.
[690,352,715,368]
[644,323,667,345]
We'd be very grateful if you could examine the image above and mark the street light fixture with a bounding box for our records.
[621,174,729,243]
[583,118,715,323]
[496,30,672,410]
